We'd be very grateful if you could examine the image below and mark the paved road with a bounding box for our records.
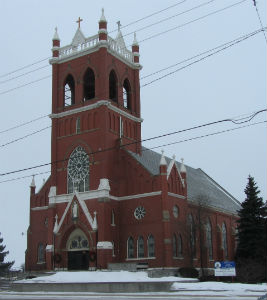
[0,293,264,300]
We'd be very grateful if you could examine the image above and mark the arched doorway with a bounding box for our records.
[66,228,89,270]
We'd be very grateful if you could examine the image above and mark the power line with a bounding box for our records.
[123,0,216,38]
[0,0,189,79]
[0,57,50,79]
[109,0,188,34]
[147,120,267,150]
[0,109,265,177]
[141,27,265,88]
[0,114,49,135]
[253,3,267,44]
[0,65,50,85]
[140,29,262,80]
[0,126,51,148]
[0,29,264,144]
[138,0,249,45]
[0,171,50,184]
[0,0,249,92]
[1,118,266,184]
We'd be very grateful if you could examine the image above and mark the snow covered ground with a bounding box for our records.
[15,270,266,298]
[17,270,197,283]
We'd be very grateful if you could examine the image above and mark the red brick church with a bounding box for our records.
[25,10,240,272]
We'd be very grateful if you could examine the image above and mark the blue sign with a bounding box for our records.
[214,261,236,276]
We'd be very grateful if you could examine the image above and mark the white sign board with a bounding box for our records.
[214,261,236,276]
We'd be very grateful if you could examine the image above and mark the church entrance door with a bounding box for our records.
[68,251,89,270]
[66,228,90,270]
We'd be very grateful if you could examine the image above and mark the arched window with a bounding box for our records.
[111,209,115,226]
[172,234,177,257]
[66,228,89,251]
[64,74,75,106]
[222,223,228,259]
[37,243,45,263]
[188,214,196,258]
[109,70,118,102]
[67,146,89,193]
[147,235,155,257]
[127,237,134,258]
[178,234,183,257]
[83,68,95,100]
[123,78,131,109]
[76,117,81,134]
[137,236,144,258]
[206,219,213,260]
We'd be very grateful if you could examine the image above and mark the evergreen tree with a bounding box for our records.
[0,232,14,274]
[235,175,267,282]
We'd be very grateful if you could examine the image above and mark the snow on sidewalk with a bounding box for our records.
[17,270,197,283]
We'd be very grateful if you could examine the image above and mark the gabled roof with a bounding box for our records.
[127,147,241,214]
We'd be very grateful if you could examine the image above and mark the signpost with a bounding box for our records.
[214,261,236,277]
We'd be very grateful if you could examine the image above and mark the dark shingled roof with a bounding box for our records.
[127,147,241,214]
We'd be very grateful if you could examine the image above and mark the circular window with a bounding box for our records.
[173,205,179,218]
[134,206,146,220]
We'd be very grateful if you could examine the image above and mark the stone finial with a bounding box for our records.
[53,27,60,41]
[132,32,139,46]
[117,20,122,31]
[30,175,36,188]
[93,211,98,230]
[160,150,167,166]
[99,8,107,22]
[180,158,187,173]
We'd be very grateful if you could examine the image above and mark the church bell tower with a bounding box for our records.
[49,10,142,195]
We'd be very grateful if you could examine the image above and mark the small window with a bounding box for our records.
[206,219,213,260]
[123,79,131,109]
[76,117,81,134]
[37,243,45,263]
[127,237,134,258]
[173,205,179,218]
[147,235,155,257]
[172,234,177,257]
[178,234,183,257]
[137,236,144,258]
[109,70,118,102]
[111,209,115,226]
[222,223,228,259]
[64,74,75,106]
[112,241,115,256]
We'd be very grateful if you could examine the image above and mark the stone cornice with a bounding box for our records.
[49,100,143,123]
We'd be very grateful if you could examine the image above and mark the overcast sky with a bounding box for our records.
[0,0,266,268]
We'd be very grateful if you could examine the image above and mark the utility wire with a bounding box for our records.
[0,114,49,134]
[0,57,50,79]
[138,0,248,45]
[140,29,262,80]
[0,29,264,142]
[0,126,51,148]
[141,27,265,88]
[109,0,188,34]
[0,109,265,177]
[0,65,50,85]
[0,0,189,78]
[123,0,216,38]
[253,2,267,44]
[147,120,267,151]
[0,0,249,91]
[0,118,266,184]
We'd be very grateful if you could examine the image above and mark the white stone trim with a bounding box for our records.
[49,100,143,123]
[110,191,162,201]
[98,29,107,34]
[31,206,49,211]
[97,241,113,249]
[168,192,186,200]
[126,257,156,261]
[46,245,54,252]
